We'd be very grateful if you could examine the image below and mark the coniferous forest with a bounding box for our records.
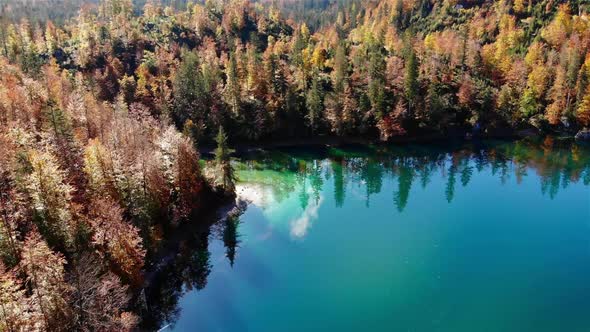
[0,0,589,331]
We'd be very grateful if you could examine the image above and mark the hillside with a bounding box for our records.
[0,0,589,330]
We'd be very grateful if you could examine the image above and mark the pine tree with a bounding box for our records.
[20,42,43,76]
[214,126,236,194]
[368,40,386,119]
[332,42,348,94]
[341,82,359,134]
[306,73,323,132]
[520,87,540,118]
[172,51,207,131]
[223,215,240,267]
[404,37,419,116]
[224,52,241,116]
[264,52,287,117]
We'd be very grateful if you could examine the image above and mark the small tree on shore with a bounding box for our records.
[214,126,236,194]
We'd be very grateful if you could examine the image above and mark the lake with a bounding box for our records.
[147,138,590,332]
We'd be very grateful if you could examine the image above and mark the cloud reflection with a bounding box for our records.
[290,195,323,238]
[236,183,274,207]
[237,180,325,239]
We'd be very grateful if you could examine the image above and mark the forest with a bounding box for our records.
[0,0,589,330]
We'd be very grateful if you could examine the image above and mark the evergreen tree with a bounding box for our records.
[331,159,346,207]
[224,53,241,116]
[367,40,386,119]
[404,38,419,116]
[519,87,541,118]
[394,161,414,212]
[264,52,287,126]
[20,43,43,76]
[223,215,240,267]
[214,127,236,193]
[172,51,208,135]
[306,73,323,132]
[332,42,348,94]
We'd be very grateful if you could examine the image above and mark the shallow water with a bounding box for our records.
[150,139,590,332]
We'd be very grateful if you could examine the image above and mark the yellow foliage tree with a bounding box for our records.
[26,150,75,249]
[576,84,590,127]
[541,4,572,48]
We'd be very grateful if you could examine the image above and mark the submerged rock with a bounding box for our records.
[575,129,590,141]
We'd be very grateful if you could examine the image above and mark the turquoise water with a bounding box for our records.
[149,139,590,332]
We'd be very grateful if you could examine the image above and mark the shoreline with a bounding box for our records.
[136,191,243,330]
[199,129,582,155]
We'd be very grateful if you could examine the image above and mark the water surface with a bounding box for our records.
[148,139,590,332]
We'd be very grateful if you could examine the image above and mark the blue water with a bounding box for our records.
[149,139,590,332]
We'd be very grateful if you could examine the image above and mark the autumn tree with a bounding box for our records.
[547,66,567,125]
[0,139,22,268]
[574,55,590,126]
[576,84,590,127]
[377,101,407,141]
[21,231,71,331]
[175,137,204,219]
[0,263,30,331]
[25,149,75,250]
[87,198,145,284]
[84,139,118,199]
[68,253,138,332]
[541,4,572,49]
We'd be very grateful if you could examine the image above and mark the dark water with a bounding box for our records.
[146,138,590,332]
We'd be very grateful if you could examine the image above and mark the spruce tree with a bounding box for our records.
[404,38,419,116]
[224,53,241,116]
[333,42,348,94]
[368,40,386,119]
[172,51,207,131]
[214,127,236,194]
[306,74,323,132]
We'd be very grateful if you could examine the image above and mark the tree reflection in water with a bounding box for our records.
[139,138,590,330]
[223,214,240,267]
[139,226,211,330]
[237,138,589,208]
